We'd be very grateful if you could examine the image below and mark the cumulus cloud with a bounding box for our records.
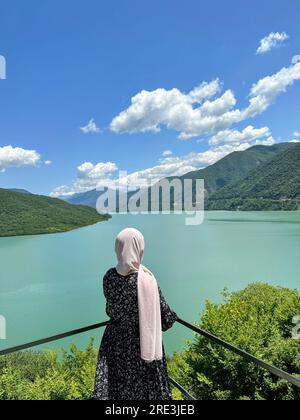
[187,79,222,102]
[0,146,41,172]
[248,63,300,103]
[255,136,275,146]
[293,131,300,137]
[110,62,300,140]
[209,125,271,145]
[50,185,74,197]
[80,118,101,134]
[44,160,52,165]
[110,84,237,140]
[77,161,117,180]
[51,161,118,197]
[257,32,289,55]
[162,150,173,157]
[289,139,300,144]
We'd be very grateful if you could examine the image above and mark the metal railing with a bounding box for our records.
[0,321,109,357]
[0,319,195,400]
[177,318,300,389]
[0,317,300,400]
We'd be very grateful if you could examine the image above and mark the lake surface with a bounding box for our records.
[0,211,300,355]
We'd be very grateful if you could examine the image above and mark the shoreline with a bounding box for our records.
[0,216,111,239]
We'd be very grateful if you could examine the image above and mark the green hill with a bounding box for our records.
[0,189,110,237]
[178,142,292,195]
[208,143,300,210]
[164,143,293,210]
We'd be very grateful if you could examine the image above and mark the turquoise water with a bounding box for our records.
[0,211,300,355]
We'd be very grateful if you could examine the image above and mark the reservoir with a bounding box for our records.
[0,211,299,355]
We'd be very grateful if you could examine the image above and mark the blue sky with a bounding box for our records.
[0,0,299,195]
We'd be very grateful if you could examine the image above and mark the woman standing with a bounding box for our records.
[92,228,178,400]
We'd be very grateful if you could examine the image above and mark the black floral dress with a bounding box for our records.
[92,268,178,400]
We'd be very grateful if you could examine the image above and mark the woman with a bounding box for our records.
[92,228,178,400]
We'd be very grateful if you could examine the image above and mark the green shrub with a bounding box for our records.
[168,283,300,400]
[0,340,98,400]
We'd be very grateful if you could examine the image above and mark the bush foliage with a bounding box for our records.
[0,341,98,400]
[168,283,300,400]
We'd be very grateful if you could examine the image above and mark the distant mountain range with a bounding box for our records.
[64,188,103,208]
[62,142,299,211]
[0,188,110,237]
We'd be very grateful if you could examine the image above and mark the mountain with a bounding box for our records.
[64,188,140,212]
[163,143,294,210]
[63,143,292,210]
[207,143,300,210]
[65,189,100,207]
[176,143,293,195]
[0,188,110,237]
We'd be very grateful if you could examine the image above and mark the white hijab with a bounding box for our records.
[115,228,163,362]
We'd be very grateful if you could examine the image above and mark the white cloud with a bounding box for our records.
[293,131,300,137]
[80,118,101,134]
[77,161,118,180]
[51,161,118,197]
[255,136,275,146]
[289,139,300,144]
[44,160,52,165]
[50,185,74,197]
[162,150,173,157]
[257,32,289,55]
[110,62,300,140]
[0,146,41,172]
[110,79,235,138]
[188,79,222,103]
[209,125,271,145]
[248,62,300,104]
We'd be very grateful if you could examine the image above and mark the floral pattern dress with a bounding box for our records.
[92,268,178,400]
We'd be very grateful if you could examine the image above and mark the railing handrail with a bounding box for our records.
[0,319,196,400]
[1,318,299,392]
[0,321,109,357]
